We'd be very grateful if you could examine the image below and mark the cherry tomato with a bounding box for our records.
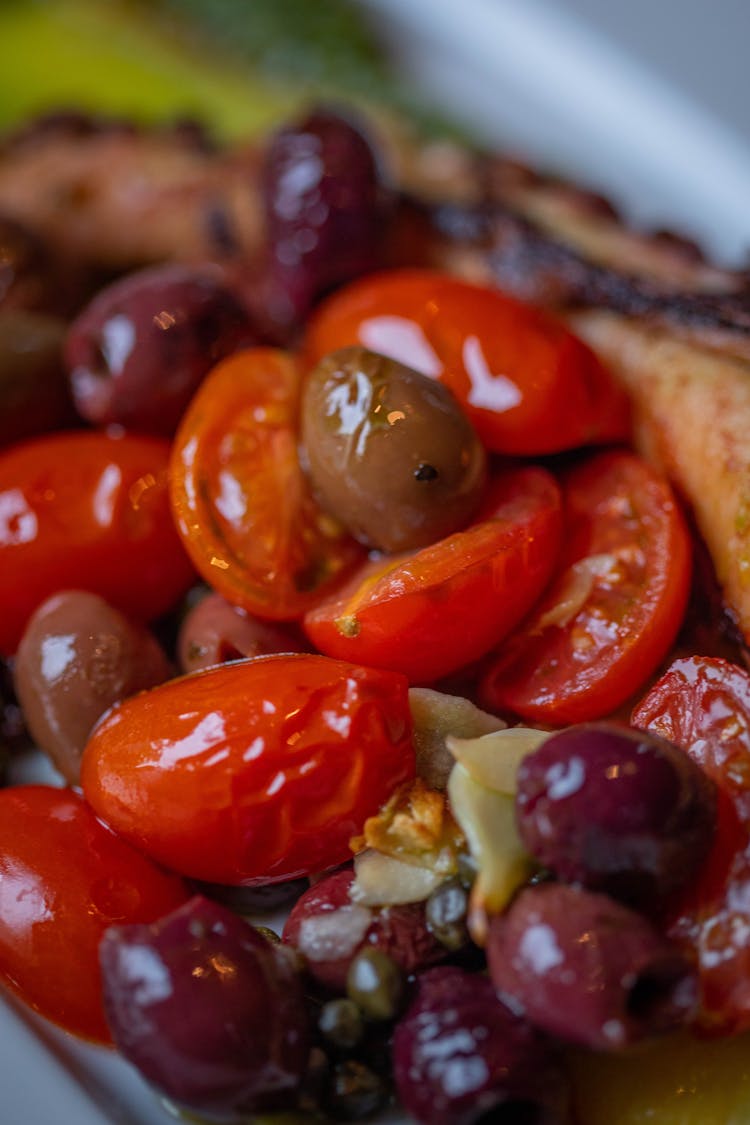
[170,348,365,621]
[0,430,194,656]
[81,654,414,885]
[481,451,691,723]
[303,467,562,683]
[0,785,189,1043]
[303,269,630,455]
[633,656,750,1035]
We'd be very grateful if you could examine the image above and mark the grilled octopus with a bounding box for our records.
[2,111,750,646]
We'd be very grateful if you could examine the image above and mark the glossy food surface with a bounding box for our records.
[0,785,189,1043]
[0,429,195,656]
[81,654,415,885]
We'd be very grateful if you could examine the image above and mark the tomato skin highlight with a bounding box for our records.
[81,654,415,885]
[481,451,691,724]
[303,467,563,683]
[169,347,365,621]
[0,785,189,1043]
[633,656,750,1035]
[304,269,630,455]
[0,430,195,656]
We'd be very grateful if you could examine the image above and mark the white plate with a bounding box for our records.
[4,1,750,1122]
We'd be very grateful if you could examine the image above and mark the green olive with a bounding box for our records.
[301,346,486,552]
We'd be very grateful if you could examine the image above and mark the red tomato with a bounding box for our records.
[303,269,630,455]
[0,786,189,1043]
[0,430,194,656]
[303,467,562,683]
[633,656,750,1035]
[81,654,414,885]
[170,348,365,621]
[481,451,691,723]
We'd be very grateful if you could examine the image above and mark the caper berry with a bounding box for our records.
[318,998,364,1051]
[346,947,404,1021]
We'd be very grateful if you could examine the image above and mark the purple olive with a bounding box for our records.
[283,869,445,992]
[99,895,311,1119]
[487,883,697,1050]
[177,590,307,675]
[65,263,259,434]
[261,108,386,330]
[393,966,569,1125]
[515,722,716,911]
[14,590,171,784]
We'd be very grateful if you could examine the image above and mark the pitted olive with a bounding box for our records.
[301,347,486,552]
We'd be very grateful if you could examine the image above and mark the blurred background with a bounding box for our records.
[0,0,747,258]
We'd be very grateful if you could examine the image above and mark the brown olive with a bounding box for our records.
[14,590,171,783]
[301,347,486,552]
[0,310,76,448]
[177,590,307,674]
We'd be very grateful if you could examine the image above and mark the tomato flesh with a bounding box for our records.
[481,451,691,723]
[170,347,365,621]
[0,430,194,656]
[81,654,415,885]
[304,466,562,683]
[304,269,630,455]
[0,786,189,1043]
[633,656,750,1035]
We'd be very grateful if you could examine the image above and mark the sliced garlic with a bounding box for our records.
[351,848,444,906]
[448,762,534,946]
[446,726,550,794]
[409,686,506,790]
[534,552,620,631]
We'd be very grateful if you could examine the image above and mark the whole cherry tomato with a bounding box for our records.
[481,451,691,723]
[303,467,562,683]
[633,656,750,1035]
[303,269,630,455]
[0,785,189,1043]
[170,348,365,621]
[81,654,414,885]
[0,430,194,656]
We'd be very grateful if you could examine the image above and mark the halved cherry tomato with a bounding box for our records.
[633,656,750,1035]
[304,269,630,455]
[81,654,414,885]
[0,785,189,1043]
[481,451,691,723]
[0,430,194,656]
[303,467,562,683]
[170,348,365,621]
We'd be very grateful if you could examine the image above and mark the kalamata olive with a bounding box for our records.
[178,590,307,674]
[283,869,445,992]
[393,966,569,1125]
[515,722,717,911]
[65,264,259,434]
[301,346,486,552]
[0,310,76,448]
[100,895,311,1119]
[487,883,697,1050]
[13,590,171,784]
[261,108,385,331]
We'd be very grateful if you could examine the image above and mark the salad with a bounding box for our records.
[2,5,750,1124]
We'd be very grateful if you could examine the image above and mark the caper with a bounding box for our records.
[346,947,404,1021]
[301,346,486,552]
[318,998,364,1051]
[425,877,469,951]
[322,1060,388,1121]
